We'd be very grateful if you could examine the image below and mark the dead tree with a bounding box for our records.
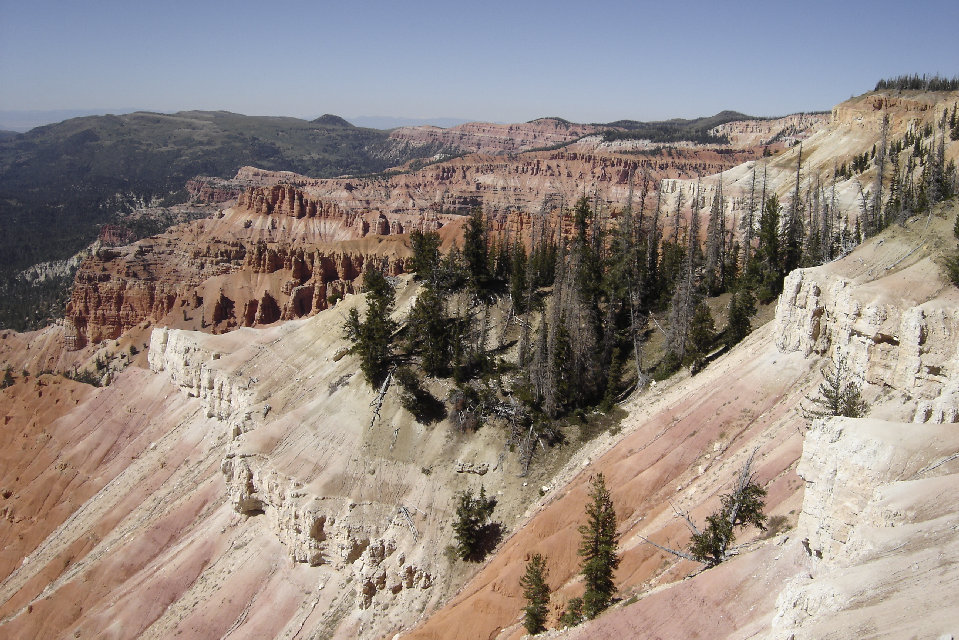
[666,178,702,363]
[639,449,767,567]
[741,167,757,266]
[671,186,686,244]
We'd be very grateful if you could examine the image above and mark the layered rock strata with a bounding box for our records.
[387,118,602,155]
[766,416,959,640]
[775,263,959,423]
[146,304,446,630]
[64,185,422,348]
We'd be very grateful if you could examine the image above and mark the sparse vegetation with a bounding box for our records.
[689,471,767,566]
[600,110,751,145]
[638,452,767,568]
[558,597,584,628]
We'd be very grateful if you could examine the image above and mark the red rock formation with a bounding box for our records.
[64,198,413,348]
[97,224,137,247]
[62,106,838,351]
[186,177,244,204]
[388,118,603,155]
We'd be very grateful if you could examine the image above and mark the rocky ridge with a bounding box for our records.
[4,281,534,638]
[387,118,603,155]
[62,126,781,351]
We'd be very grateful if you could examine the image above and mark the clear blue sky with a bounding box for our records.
[1,0,957,123]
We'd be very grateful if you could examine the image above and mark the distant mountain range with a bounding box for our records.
[346,116,473,129]
[0,110,476,133]
[0,108,145,132]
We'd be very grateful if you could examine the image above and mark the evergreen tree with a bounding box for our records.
[406,283,451,377]
[409,230,441,281]
[520,554,551,635]
[510,242,528,314]
[704,176,727,295]
[943,248,959,287]
[751,194,783,303]
[571,196,603,311]
[685,302,716,372]
[1,366,14,389]
[436,242,467,292]
[452,486,498,561]
[689,467,767,567]
[344,268,397,386]
[577,473,620,619]
[463,209,490,291]
[666,180,703,363]
[599,347,624,412]
[558,597,584,628]
[725,288,756,349]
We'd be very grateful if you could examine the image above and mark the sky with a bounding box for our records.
[1,0,958,126]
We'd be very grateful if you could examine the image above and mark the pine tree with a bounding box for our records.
[751,194,783,303]
[558,597,584,628]
[344,268,397,386]
[452,486,498,561]
[577,473,620,619]
[689,466,767,567]
[685,302,716,373]
[725,288,756,349]
[1,366,14,389]
[406,283,450,377]
[943,249,959,287]
[802,355,868,419]
[666,179,703,363]
[509,242,528,314]
[463,209,490,291]
[409,229,441,281]
[520,554,550,635]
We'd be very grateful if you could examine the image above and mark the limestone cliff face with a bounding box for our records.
[66,259,184,348]
[204,140,764,223]
[237,184,349,220]
[767,416,959,640]
[186,176,244,203]
[148,327,254,421]
[145,302,451,632]
[831,90,958,129]
[709,112,829,148]
[774,266,959,423]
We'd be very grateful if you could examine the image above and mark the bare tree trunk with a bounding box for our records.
[667,178,702,362]
[743,167,756,266]
[672,186,685,244]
